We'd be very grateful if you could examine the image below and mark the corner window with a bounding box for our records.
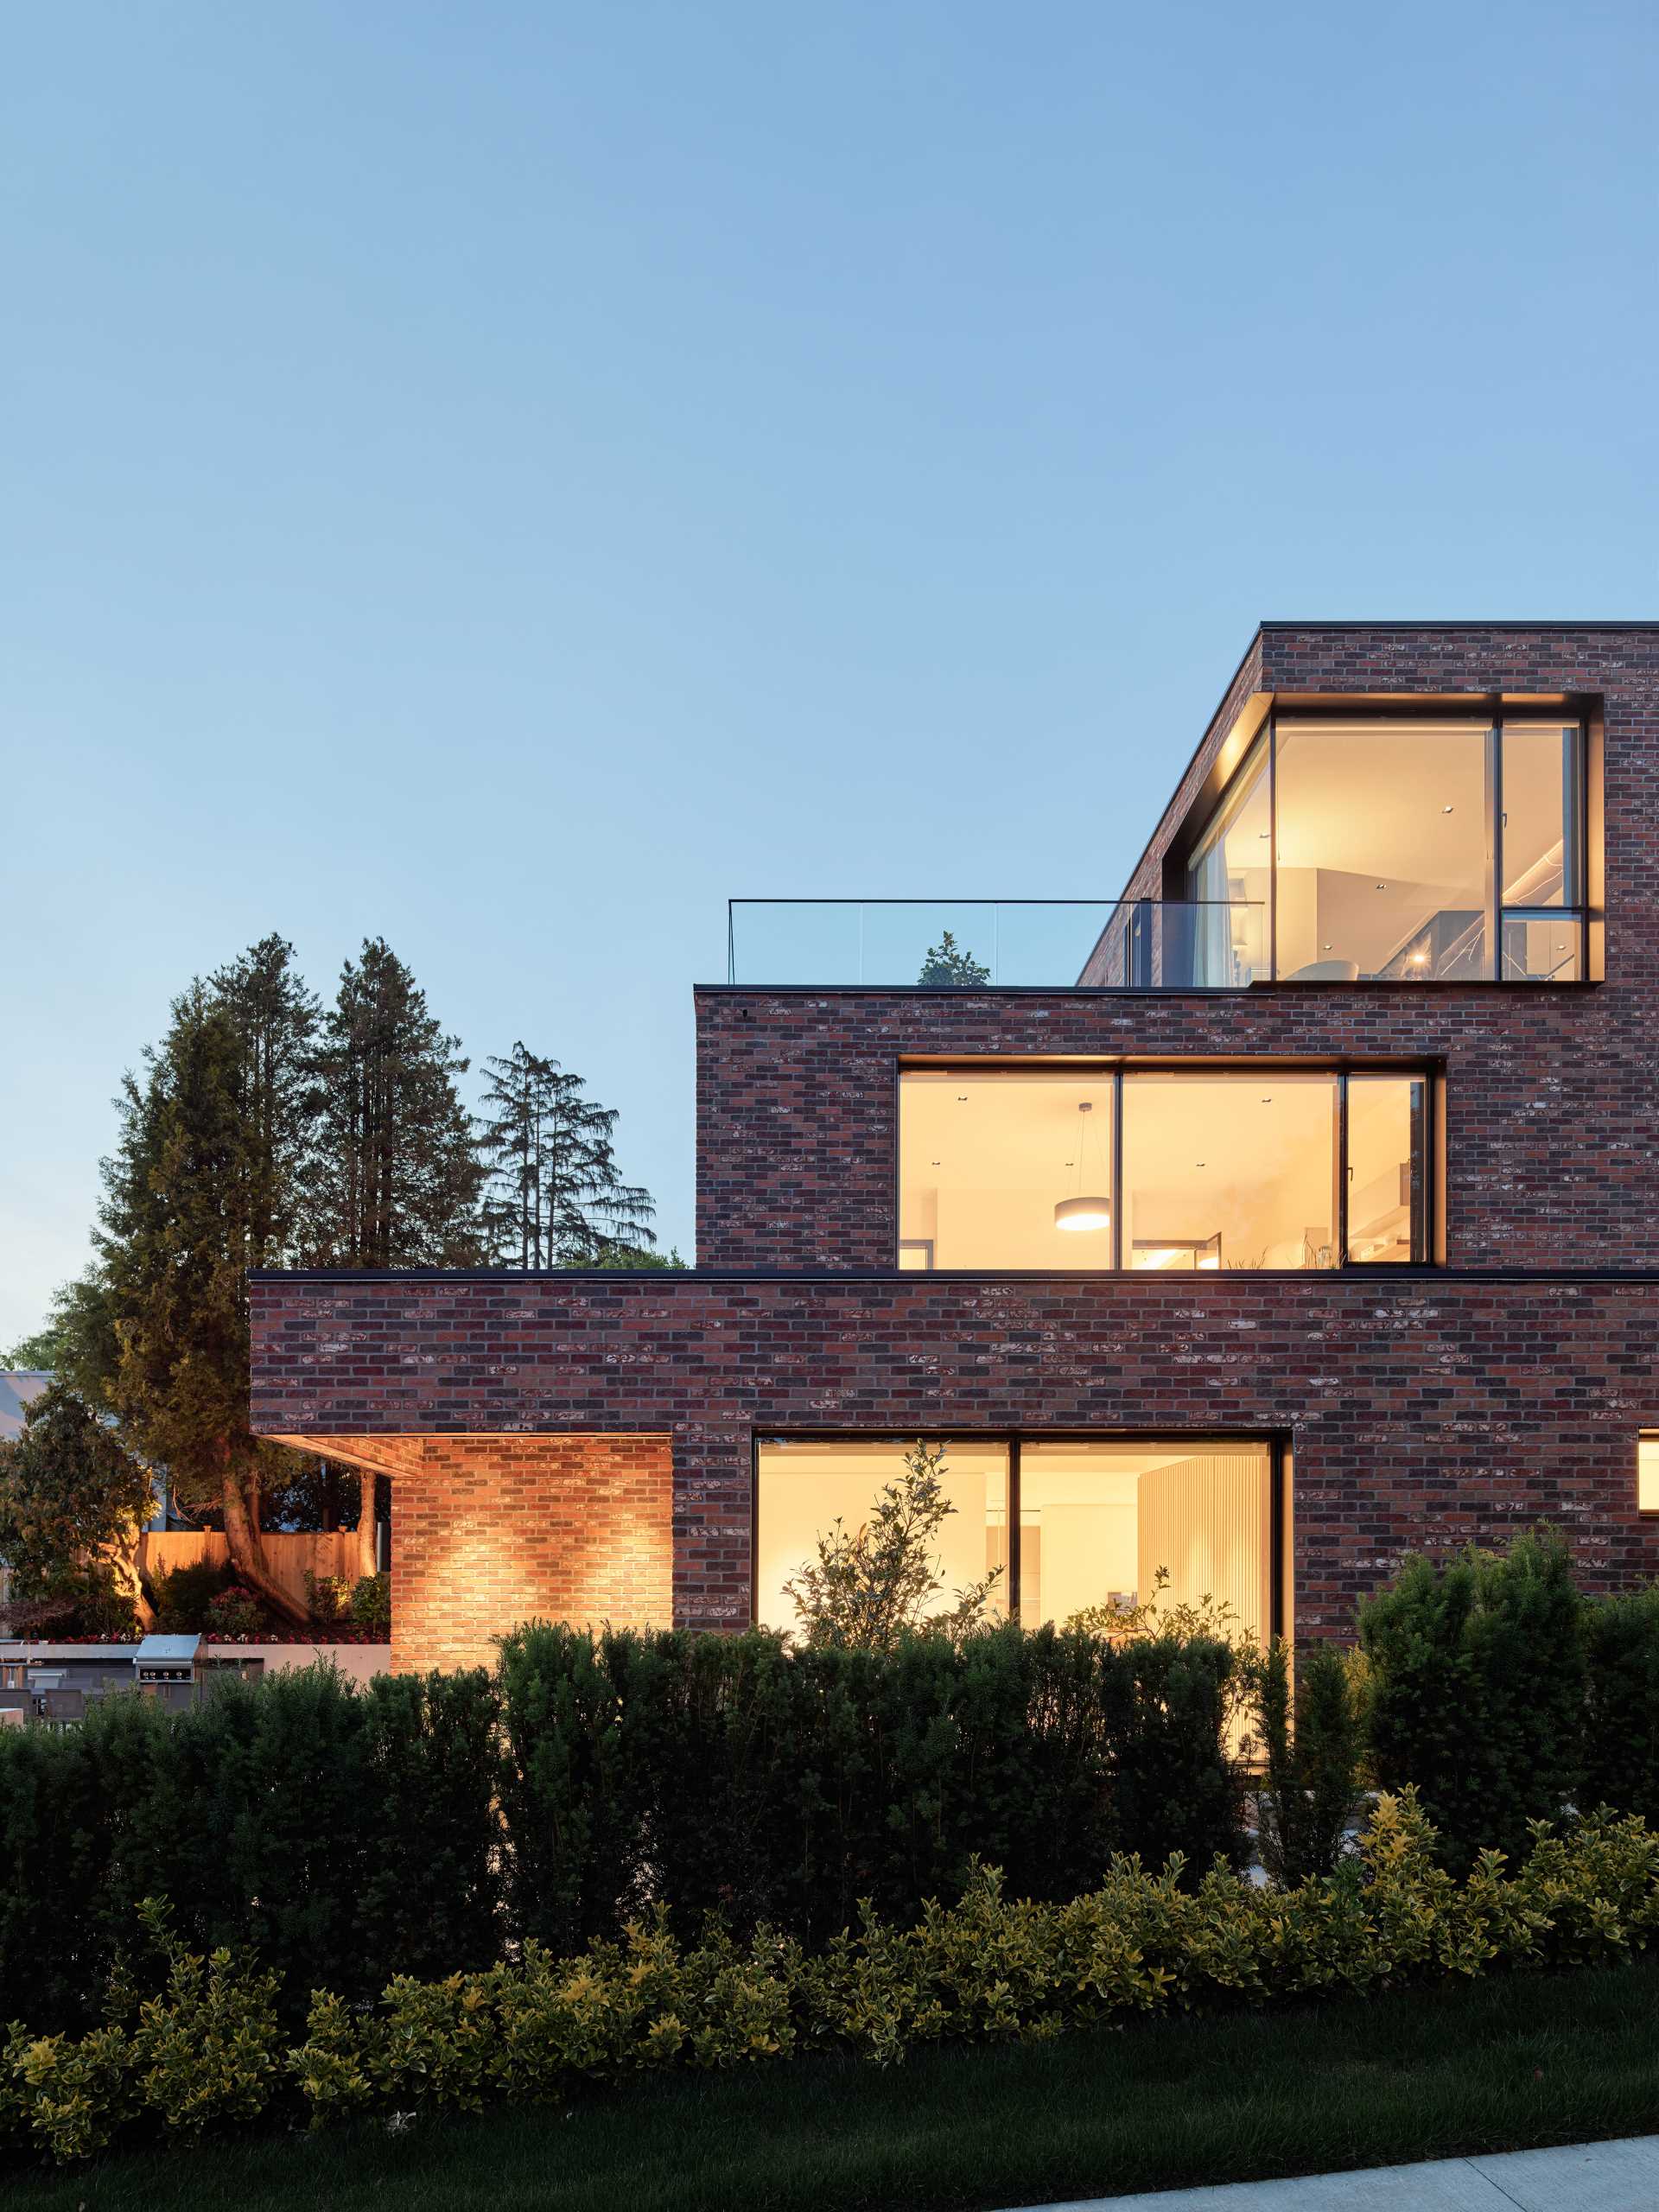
[899,1065,1431,1270]
[1188,710,1589,985]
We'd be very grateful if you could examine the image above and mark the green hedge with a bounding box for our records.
[1358,1528,1659,1874]
[10,1790,1659,2165]
[496,1621,1243,1954]
[0,1667,501,2031]
[0,1625,1243,2028]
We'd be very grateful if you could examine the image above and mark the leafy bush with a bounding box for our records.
[0,1664,503,2031]
[1582,1587,1659,1827]
[11,1792,1659,2164]
[1358,1527,1585,1874]
[496,1622,1245,1956]
[206,1585,268,1640]
[348,1571,391,1634]
[149,1558,232,1633]
[781,1440,1003,1649]
[303,1571,353,1623]
[1254,1640,1367,1885]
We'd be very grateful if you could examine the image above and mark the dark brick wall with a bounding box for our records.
[695,625,1659,1273]
[252,1268,1659,1644]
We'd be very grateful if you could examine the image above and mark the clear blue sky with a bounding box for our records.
[4,1,1656,1340]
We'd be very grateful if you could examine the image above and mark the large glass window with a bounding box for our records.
[1184,734,1271,987]
[899,1068,1116,1269]
[1122,1072,1339,1272]
[755,1434,1275,1643]
[1499,722,1585,981]
[1192,709,1590,986]
[1274,718,1492,982]
[900,1065,1428,1271]
[753,1438,1009,1636]
[1345,1075,1426,1264]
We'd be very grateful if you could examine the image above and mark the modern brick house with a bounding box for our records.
[250,621,1659,1675]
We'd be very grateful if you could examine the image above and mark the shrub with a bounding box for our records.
[496,1622,1245,1955]
[1255,1640,1367,1885]
[149,1558,232,1633]
[1582,1587,1659,1826]
[206,1585,268,1640]
[1358,1527,1585,1874]
[348,1571,391,1634]
[122,1902,283,2135]
[303,1571,353,1624]
[0,1663,502,2031]
[12,1791,1659,2164]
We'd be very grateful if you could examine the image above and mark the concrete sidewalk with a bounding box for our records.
[1006,2131,1659,2210]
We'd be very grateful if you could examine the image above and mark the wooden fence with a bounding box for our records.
[138,1530,368,1612]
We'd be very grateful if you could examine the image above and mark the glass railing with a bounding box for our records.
[725,900,1267,989]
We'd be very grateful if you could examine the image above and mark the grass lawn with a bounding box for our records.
[10,1961,1659,2212]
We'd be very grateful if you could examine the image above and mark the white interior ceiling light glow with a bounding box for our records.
[1054,1101,1111,1233]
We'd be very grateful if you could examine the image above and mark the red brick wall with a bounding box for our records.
[381,1433,671,1674]
[252,1270,1659,1644]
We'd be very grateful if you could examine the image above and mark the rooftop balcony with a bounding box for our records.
[725,899,1267,991]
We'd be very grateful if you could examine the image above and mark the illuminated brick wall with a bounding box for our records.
[380,1433,672,1674]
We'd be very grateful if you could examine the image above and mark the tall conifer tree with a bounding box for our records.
[77,953,315,1623]
[309,939,485,1268]
[308,939,485,1573]
[478,1041,656,1267]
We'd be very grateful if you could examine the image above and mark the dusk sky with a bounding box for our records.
[5,0,1656,1340]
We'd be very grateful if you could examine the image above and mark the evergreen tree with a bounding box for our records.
[0,1381,156,1633]
[77,973,312,1623]
[309,939,485,1270]
[478,1041,656,1267]
[917,930,991,987]
[309,940,485,1573]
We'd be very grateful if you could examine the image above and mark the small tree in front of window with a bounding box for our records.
[783,1440,1002,1651]
[917,931,991,988]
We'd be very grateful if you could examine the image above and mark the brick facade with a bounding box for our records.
[250,621,1659,1668]
[253,1268,1659,1643]
[366,1433,671,1673]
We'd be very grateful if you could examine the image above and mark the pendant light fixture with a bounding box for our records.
[1054,1100,1111,1233]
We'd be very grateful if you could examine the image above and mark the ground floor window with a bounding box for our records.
[753,1434,1277,1642]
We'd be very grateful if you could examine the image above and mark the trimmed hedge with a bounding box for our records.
[0,1668,501,2031]
[497,1622,1244,1955]
[0,1625,1243,2030]
[9,1790,1659,2164]
[1357,1529,1659,1874]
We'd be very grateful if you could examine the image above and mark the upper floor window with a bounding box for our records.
[1184,712,1587,984]
[899,1064,1428,1271]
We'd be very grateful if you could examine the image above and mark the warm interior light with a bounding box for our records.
[1055,1099,1109,1232]
[1055,1195,1112,1232]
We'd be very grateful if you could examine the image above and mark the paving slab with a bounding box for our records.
[1001,2130,1659,2211]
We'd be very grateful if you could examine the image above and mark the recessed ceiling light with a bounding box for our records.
[1323,942,1332,951]
[1376,883,1387,892]
[1442,804,1455,814]
[957,1095,968,1103]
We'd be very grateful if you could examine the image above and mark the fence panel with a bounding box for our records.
[139,1529,365,1611]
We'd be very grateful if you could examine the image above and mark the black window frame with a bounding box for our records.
[751,1427,1290,1636]
[1182,702,1592,987]
[894,1057,1438,1274]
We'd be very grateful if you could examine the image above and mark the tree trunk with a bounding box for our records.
[222,1455,309,1626]
[107,1517,156,1630]
[353,1471,379,1582]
